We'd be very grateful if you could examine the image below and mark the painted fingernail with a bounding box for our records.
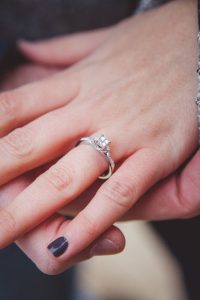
[47,237,68,257]
[90,239,120,256]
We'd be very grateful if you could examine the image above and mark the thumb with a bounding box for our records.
[17,28,110,67]
[17,219,125,275]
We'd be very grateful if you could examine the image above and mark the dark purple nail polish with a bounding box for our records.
[47,237,68,257]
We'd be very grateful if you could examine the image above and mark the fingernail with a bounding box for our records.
[47,237,68,257]
[90,239,120,256]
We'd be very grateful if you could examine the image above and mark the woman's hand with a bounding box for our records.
[0,62,125,273]
[0,0,198,272]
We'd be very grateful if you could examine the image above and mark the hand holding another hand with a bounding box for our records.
[0,0,198,274]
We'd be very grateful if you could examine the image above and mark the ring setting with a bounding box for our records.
[79,134,115,180]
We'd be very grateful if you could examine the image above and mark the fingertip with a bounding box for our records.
[17,39,38,51]
[90,226,126,256]
[90,237,124,256]
[17,39,51,64]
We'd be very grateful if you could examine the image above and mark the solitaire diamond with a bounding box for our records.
[94,134,111,151]
[78,134,114,179]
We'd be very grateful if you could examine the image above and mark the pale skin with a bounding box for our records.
[0,0,199,274]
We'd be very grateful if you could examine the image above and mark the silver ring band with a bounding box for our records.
[78,134,115,180]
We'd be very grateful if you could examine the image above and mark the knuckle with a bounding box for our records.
[177,195,200,219]
[0,92,19,120]
[0,92,18,114]
[43,165,73,192]
[2,127,34,158]
[101,180,135,210]
[0,209,16,235]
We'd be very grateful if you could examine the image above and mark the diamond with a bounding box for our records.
[94,135,110,151]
